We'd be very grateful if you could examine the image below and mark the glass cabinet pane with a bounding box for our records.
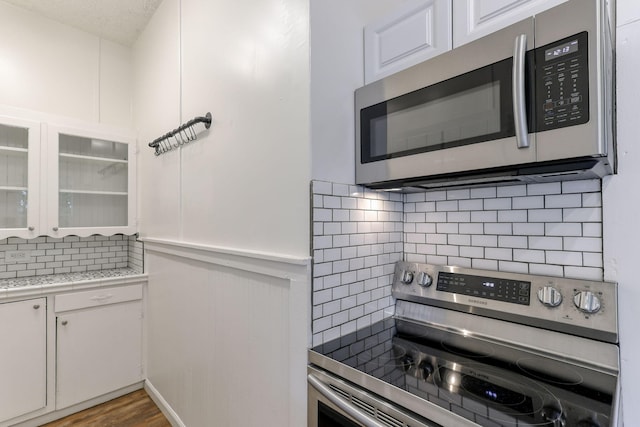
[59,194,127,227]
[0,123,30,229]
[58,134,129,228]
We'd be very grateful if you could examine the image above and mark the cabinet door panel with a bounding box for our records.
[46,124,136,237]
[0,116,41,239]
[56,301,142,409]
[0,298,46,422]
[453,0,567,47]
[364,0,452,83]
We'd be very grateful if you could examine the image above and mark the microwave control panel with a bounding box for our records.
[535,31,590,132]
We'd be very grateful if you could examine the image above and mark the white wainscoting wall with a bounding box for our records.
[142,239,310,427]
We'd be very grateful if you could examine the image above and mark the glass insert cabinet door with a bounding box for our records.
[0,116,41,238]
[47,125,136,236]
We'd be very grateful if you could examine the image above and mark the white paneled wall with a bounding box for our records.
[602,1,640,424]
[0,2,132,128]
[144,244,308,427]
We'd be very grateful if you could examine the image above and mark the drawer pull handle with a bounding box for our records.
[33,304,40,309]
[61,320,68,326]
[90,294,114,302]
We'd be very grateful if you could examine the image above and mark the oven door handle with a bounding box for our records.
[513,33,530,149]
[307,374,389,427]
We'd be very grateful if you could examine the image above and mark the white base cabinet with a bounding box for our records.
[55,285,143,409]
[0,298,46,424]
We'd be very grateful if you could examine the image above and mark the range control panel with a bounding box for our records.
[535,31,590,132]
[392,262,618,342]
[436,272,531,306]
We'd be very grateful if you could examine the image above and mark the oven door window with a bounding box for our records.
[318,402,361,427]
[361,58,520,163]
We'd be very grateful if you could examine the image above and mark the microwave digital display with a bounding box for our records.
[545,39,579,61]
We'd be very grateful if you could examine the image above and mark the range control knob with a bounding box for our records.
[417,272,433,287]
[418,361,434,380]
[537,286,563,307]
[573,290,601,314]
[400,270,414,285]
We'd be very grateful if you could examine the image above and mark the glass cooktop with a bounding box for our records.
[311,317,617,427]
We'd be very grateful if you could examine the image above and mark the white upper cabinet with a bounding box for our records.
[0,110,137,240]
[452,0,568,47]
[364,0,453,84]
[46,124,136,237]
[0,116,41,239]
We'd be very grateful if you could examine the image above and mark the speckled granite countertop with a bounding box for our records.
[0,268,145,292]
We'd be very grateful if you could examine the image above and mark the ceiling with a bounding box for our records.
[3,0,164,47]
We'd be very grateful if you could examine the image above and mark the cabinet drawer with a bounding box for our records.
[54,284,143,313]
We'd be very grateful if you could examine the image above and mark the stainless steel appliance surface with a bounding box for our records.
[355,0,615,190]
[308,262,621,427]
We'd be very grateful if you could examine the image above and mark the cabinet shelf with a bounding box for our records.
[59,153,128,164]
[59,189,128,196]
[0,146,28,154]
[0,186,28,191]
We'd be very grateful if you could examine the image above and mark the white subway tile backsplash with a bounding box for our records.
[582,223,603,237]
[472,235,498,247]
[470,187,497,198]
[425,191,447,201]
[545,222,582,236]
[0,234,142,280]
[513,223,545,236]
[512,196,544,209]
[312,178,605,345]
[436,200,458,211]
[499,236,528,249]
[527,182,561,195]
[528,209,562,222]
[563,207,602,222]
[564,266,603,281]
[546,251,582,266]
[498,210,527,222]
[497,185,527,197]
[562,179,600,193]
[546,194,582,208]
[471,211,497,223]
[564,237,602,252]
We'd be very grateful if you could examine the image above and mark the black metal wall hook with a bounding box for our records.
[149,112,212,155]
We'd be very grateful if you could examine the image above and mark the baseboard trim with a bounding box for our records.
[144,380,185,427]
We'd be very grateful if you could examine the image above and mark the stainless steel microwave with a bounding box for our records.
[355,0,614,190]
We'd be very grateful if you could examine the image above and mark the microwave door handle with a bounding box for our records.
[513,34,530,149]
[308,374,389,427]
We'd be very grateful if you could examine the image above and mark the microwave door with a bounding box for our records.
[356,18,536,186]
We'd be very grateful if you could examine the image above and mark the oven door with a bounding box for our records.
[355,17,536,187]
[308,366,441,427]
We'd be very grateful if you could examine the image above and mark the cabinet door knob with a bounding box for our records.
[53,227,59,231]
[61,320,68,326]
[28,226,35,231]
[33,304,40,309]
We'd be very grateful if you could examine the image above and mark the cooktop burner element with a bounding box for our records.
[309,262,621,426]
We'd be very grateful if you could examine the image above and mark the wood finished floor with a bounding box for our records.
[42,389,171,427]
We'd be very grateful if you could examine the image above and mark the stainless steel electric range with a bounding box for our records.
[308,262,621,427]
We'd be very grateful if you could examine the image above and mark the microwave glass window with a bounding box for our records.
[361,57,516,163]
[370,82,501,159]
